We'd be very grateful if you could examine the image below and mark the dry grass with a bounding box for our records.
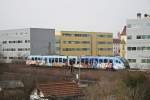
[1,64,150,100]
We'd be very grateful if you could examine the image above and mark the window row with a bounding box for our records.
[63,33,91,37]
[96,34,112,38]
[63,41,90,44]
[128,47,150,51]
[97,42,112,44]
[141,59,150,63]
[137,35,150,39]
[63,48,90,51]
[127,35,150,40]
[97,48,113,51]
[0,56,24,60]
[3,48,30,51]
[128,59,136,63]
[127,23,150,28]
[2,40,30,44]
[128,59,150,63]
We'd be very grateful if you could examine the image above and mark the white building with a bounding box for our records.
[127,13,150,69]
[0,28,55,63]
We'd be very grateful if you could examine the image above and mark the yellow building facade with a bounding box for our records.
[120,26,127,58]
[58,31,113,56]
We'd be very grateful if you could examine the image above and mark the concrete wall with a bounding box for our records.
[127,18,150,69]
[30,28,55,55]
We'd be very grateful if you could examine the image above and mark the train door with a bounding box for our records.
[92,58,98,68]
[98,58,103,69]
[58,57,63,67]
[44,57,48,66]
[107,59,113,69]
[63,57,67,66]
[48,57,52,67]
[89,58,94,68]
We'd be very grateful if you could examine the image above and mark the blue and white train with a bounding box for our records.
[26,55,130,70]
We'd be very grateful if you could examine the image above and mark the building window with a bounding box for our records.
[136,47,150,51]
[141,59,150,63]
[127,24,131,28]
[127,47,131,51]
[25,40,28,43]
[127,47,136,51]
[2,41,7,44]
[3,57,7,59]
[132,47,136,50]
[25,40,30,43]
[128,59,136,63]
[97,34,112,38]
[56,47,60,50]
[63,33,73,37]
[18,40,22,43]
[137,35,142,39]
[62,48,90,51]
[97,48,113,51]
[82,41,90,44]
[127,35,132,39]
[137,35,150,39]
[97,42,112,44]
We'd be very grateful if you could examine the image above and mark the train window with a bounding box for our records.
[109,60,113,63]
[94,58,98,63]
[99,59,103,63]
[49,58,51,63]
[104,59,108,63]
[85,58,88,64]
[115,60,118,63]
[63,58,67,63]
[38,58,41,60]
[55,58,58,63]
[52,58,55,63]
[59,58,62,62]
[69,59,74,65]
[81,58,85,63]
[115,60,121,64]
[35,57,37,60]
[31,57,34,61]
[44,58,47,62]
[72,58,76,64]
[90,59,94,63]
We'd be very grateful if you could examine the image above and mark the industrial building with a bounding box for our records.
[127,13,150,69]
[58,31,113,56]
[0,28,55,63]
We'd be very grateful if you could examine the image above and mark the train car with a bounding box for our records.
[26,55,78,67]
[73,56,130,69]
[26,55,129,70]
[26,55,68,67]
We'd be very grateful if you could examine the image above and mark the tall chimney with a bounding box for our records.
[137,13,141,19]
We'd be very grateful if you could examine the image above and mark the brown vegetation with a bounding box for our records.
[0,64,150,100]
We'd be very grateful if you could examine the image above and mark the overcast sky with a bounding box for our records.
[0,0,150,37]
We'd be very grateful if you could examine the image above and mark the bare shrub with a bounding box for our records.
[118,72,150,100]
